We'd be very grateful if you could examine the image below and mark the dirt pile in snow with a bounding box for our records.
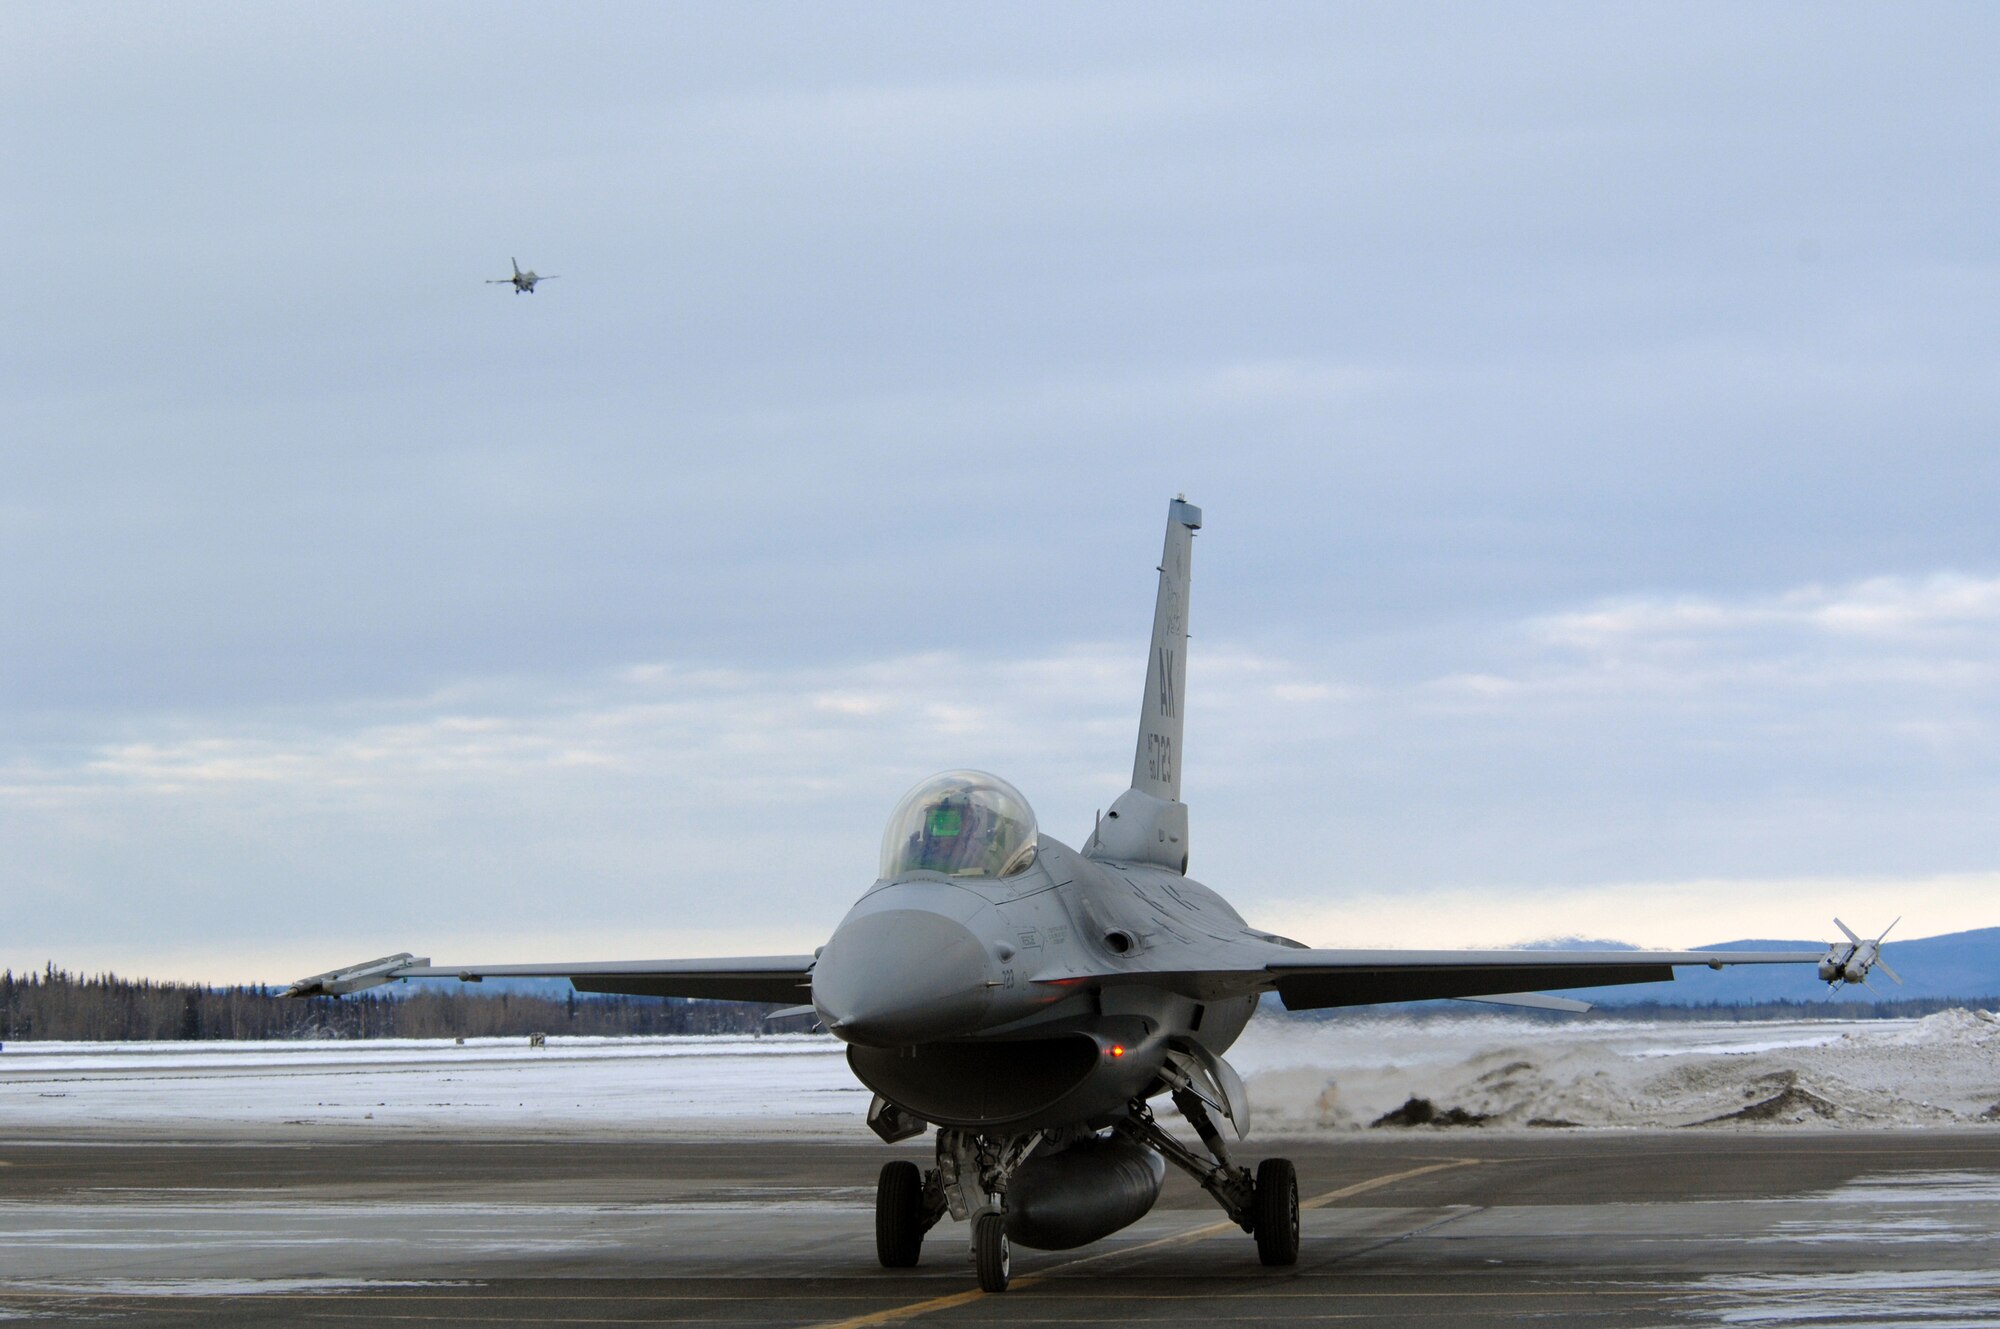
[1368,1096,1490,1128]
[1231,1008,2000,1133]
[1691,1070,1842,1125]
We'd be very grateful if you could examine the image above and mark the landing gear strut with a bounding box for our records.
[877,1106,1295,1288]
[1119,1090,1298,1265]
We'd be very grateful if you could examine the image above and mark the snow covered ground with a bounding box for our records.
[3,1012,1998,1139]
[1232,1008,2000,1131]
[0,1033,864,1138]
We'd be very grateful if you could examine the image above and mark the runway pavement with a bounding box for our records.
[2,1128,1997,1326]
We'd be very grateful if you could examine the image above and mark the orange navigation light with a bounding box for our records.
[1109,1044,1126,1058]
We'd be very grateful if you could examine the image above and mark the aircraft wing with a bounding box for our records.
[1063,943,1838,1009]
[285,952,815,1004]
[1260,946,1828,1010]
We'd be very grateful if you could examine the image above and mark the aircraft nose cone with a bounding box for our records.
[813,908,994,1047]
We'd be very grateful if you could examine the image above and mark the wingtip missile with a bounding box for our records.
[1817,918,1901,989]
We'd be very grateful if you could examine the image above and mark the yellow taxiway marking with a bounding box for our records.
[808,1157,1484,1329]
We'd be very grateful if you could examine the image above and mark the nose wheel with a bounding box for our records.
[972,1211,1012,1292]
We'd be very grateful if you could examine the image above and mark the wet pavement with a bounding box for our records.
[2,1129,1997,1326]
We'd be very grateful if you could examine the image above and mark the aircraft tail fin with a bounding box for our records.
[1132,496,1201,801]
[511,257,522,277]
[1088,498,1192,872]
[1085,496,1201,871]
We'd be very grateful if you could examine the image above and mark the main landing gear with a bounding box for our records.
[1251,1156,1300,1266]
[871,1104,1298,1292]
[874,1159,933,1267]
[1118,1089,1299,1266]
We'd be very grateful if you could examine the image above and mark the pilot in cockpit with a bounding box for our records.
[907,796,994,876]
[881,771,1038,880]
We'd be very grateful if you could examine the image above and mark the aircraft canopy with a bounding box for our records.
[880,770,1038,879]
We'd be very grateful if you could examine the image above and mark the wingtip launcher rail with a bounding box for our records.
[283,953,426,998]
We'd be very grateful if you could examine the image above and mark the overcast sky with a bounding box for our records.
[4,3,1996,983]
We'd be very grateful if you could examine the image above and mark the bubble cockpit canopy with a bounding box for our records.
[880,770,1038,880]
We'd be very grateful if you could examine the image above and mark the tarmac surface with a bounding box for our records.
[2,1127,1998,1327]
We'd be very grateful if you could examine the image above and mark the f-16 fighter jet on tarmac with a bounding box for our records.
[292,497,1895,1293]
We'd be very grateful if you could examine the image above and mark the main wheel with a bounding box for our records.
[973,1211,1011,1292]
[875,1160,926,1268]
[1253,1157,1300,1266]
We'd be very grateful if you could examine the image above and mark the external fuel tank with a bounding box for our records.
[1004,1135,1167,1250]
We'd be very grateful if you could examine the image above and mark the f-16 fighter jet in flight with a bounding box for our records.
[292,497,1896,1292]
[487,257,556,293]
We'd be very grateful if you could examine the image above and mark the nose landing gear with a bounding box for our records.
[972,1211,1012,1292]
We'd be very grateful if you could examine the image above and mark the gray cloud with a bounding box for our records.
[7,570,1996,978]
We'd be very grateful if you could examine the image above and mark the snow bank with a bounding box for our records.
[3,1014,1996,1138]
[0,1033,865,1138]
[1231,1009,2000,1132]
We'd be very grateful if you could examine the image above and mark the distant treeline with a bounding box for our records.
[1590,996,1995,1022]
[0,966,771,1042]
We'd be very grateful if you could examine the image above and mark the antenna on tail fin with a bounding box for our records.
[1088,496,1202,873]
